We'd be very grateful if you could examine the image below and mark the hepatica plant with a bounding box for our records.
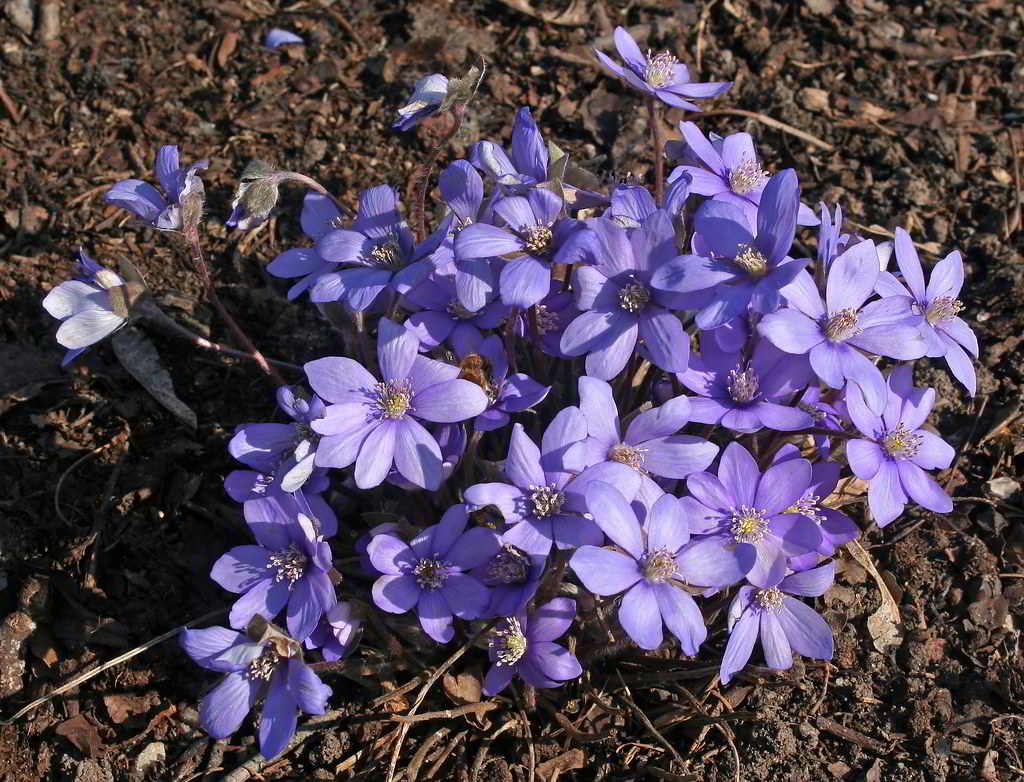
[41,23,980,762]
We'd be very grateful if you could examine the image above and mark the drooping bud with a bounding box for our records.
[227,160,281,232]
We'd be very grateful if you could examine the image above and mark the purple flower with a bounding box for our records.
[594,26,731,110]
[570,483,706,653]
[264,28,304,48]
[572,376,718,480]
[211,510,336,641]
[394,73,449,131]
[470,107,549,191]
[455,189,582,309]
[472,534,547,617]
[651,170,807,330]
[311,186,447,311]
[307,601,361,661]
[42,249,132,365]
[757,240,926,413]
[770,444,859,570]
[720,563,834,684]
[675,442,822,588]
[482,597,582,695]
[180,626,331,759]
[678,336,815,433]
[367,504,500,642]
[105,145,208,231]
[305,319,489,490]
[451,333,550,432]
[266,193,344,300]
[875,228,978,395]
[844,366,954,527]
[668,123,818,225]
[559,211,692,379]
[402,265,509,350]
[224,477,336,539]
[228,386,327,493]
[464,412,642,555]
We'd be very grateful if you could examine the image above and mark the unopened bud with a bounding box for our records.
[227,161,281,231]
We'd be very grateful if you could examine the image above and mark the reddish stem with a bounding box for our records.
[646,95,664,206]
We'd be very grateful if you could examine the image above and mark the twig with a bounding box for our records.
[1,608,226,724]
[139,302,302,372]
[386,621,497,782]
[615,672,686,769]
[1005,127,1021,238]
[695,108,834,151]
[222,710,354,782]
[404,727,449,782]
[514,686,536,782]
[371,675,427,708]
[84,448,128,591]
[54,442,116,526]
[944,394,988,491]
[390,701,498,723]
[425,729,468,780]
[814,716,891,754]
[470,720,519,782]
[183,229,288,386]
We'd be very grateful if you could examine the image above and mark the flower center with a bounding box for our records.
[533,304,559,336]
[446,299,476,320]
[524,225,553,256]
[754,587,783,611]
[370,236,402,267]
[727,365,760,404]
[607,442,646,472]
[528,484,565,518]
[644,50,678,88]
[374,379,413,419]
[823,308,861,341]
[267,543,308,585]
[246,647,279,681]
[728,159,767,195]
[882,423,922,459]
[490,617,528,666]
[784,494,825,524]
[618,282,651,313]
[925,296,963,325]
[413,558,450,589]
[729,505,768,544]
[732,244,768,275]
[643,548,677,583]
[484,544,530,586]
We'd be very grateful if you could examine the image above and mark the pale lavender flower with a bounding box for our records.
[677,336,815,433]
[402,265,509,349]
[105,145,208,230]
[570,483,706,653]
[211,510,335,641]
[228,386,327,493]
[757,240,926,413]
[720,563,834,684]
[875,228,978,395]
[367,504,500,642]
[264,29,304,48]
[675,442,822,588]
[180,626,330,759]
[559,211,692,379]
[307,602,361,661]
[668,122,818,225]
[42,249,133,365]
[394,73,449,131]
[571,376,718,480]
[266,193,343,300]
[223,476,335,539]
[464,412,642,555]
[594,26,731,110]
[650,170,806,330]
[482,598,582,695]
[305,319,488,490]
[470,108,548,191]
[845,366,954,527]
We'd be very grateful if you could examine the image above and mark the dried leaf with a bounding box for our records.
[442,671,481,704]
[56,714,105,757]
[112,327,197,429]
[846,540,902,652]
[216,30,239,68]
[494,0,591,26]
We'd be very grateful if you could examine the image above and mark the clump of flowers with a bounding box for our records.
[41,22,979,761]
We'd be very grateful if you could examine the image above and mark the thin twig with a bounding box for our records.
[54,442,115,526]
[470,720,519,782]
[695,108,834,151]
[615,672,686,769]
[1,608,226,724]
[390,701,498,723]
[386,621,497,782]
[1005,127,1021,238]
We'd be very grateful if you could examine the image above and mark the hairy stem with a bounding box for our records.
[646,95,665,206]
[412,105,465,242]
[277,172,354,219]
[184,229,289,386]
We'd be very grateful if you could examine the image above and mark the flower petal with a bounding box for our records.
[569,546,641,596]
[619,582,664,650]
[653,583,706,656]
[585,481,644,559]
[372,573,420,614]
[200,671,256,739]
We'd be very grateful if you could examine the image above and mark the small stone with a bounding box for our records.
[986,476,1020,500]
[132,742,165,779]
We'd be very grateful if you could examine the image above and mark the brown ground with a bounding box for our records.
[1,1,1023,780]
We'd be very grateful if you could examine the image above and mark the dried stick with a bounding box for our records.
[1,608,226,724]
[696,108,834,151]
[390,701,498,723]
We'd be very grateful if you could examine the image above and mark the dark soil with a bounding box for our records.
[2,1,1023,780]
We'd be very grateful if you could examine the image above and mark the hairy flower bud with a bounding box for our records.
[227,161,281,231]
